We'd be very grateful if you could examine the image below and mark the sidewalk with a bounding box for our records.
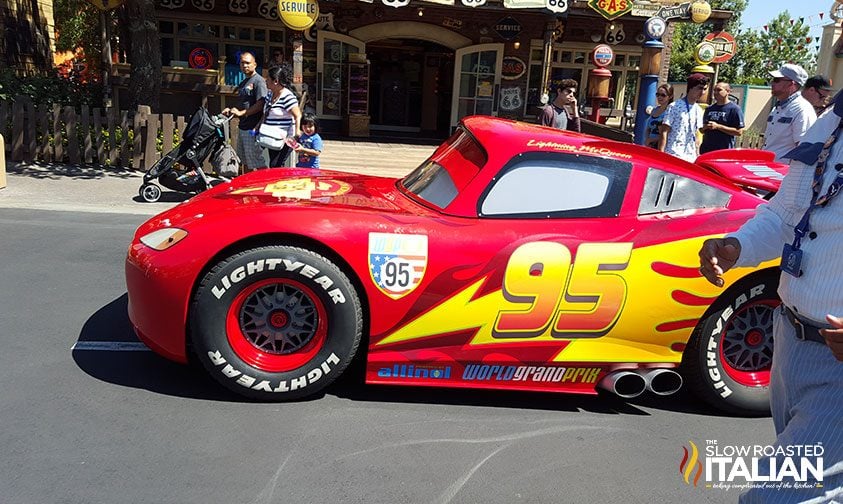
[0,139,435,216]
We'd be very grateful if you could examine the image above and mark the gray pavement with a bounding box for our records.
[0,139,433,215]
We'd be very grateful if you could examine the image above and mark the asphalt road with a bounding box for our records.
[0,208,770,503]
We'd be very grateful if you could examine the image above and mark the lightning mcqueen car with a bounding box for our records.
[126,116,786,415]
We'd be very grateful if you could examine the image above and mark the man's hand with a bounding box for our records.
[821,315,843,362]
[698,237,741,287]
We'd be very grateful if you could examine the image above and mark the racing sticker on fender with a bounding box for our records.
[368,232,428,299]
[230,178,352,199]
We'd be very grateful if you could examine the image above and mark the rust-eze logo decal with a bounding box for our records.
[368,232,428,299]
[231,177,351,199]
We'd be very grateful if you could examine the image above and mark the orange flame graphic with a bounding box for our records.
[679,441,703,486]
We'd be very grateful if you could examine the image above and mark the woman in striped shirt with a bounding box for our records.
[228,65,302,168]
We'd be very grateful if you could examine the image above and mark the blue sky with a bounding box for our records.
[742,0,829,42]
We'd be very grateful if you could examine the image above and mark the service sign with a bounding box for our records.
[593,44,614,67]
[494,16,522,40]
[502,57,527,80]
[703,31,737,64]
[587,0,632,20]
[278,0,319,30]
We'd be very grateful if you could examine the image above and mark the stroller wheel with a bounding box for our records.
[140,183,162,203]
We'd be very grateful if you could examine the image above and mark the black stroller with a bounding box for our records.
[139,108,240,203]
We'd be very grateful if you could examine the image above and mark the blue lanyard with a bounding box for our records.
[791,118,843,250]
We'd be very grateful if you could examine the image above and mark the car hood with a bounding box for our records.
[152,168,418,223]
[204,168,407,210]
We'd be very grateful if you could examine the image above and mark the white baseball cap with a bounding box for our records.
[769,64,808,87]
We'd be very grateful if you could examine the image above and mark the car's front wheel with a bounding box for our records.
[683,271,779,415]
[190,246,363,400]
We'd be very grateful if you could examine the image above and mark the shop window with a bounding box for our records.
[574,52,586,64]
[159,21,174,34]
[254,29,266,42]
[615,54,625,67]
[628,55,640,69]
[160,38,174,67]
[270,30,285,43]
[560,51,572,63]
[530,48,542,61]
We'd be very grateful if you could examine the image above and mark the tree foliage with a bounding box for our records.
[669,6,817,86]
[667,0,747,84]
[53,0,112,75]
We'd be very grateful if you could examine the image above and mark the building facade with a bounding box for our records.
[142,0,726,138]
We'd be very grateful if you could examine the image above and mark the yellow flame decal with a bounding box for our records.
[378,236,778,363]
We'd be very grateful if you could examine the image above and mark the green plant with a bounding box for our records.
[0,69,103,107]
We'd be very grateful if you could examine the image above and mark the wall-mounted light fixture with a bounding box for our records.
[513,40,521,50]
[417,7,424,16]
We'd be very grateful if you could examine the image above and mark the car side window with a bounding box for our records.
[638,168,731,215]
[479,152,630,218]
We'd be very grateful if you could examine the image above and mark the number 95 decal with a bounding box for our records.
[494,241,632,338]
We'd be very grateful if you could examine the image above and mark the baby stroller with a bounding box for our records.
[138,107,240,203]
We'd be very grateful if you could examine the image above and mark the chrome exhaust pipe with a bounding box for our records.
[598,371,647,399]
[642,368,683,396]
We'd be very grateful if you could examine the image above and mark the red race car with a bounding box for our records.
[126,116,787,415]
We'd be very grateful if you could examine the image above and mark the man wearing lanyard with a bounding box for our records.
[698,94,843,503]
[763,64,816,163]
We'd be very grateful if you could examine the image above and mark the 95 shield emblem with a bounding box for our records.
[368,233,428,299]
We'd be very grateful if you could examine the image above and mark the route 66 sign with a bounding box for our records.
[228,0,248,13]
[191,0,214,11]
[546,0,568,13]
[604,21,625,44]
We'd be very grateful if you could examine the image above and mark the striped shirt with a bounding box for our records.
[729,110,843,323]
[762,93,816,163]
[263,88,298,137]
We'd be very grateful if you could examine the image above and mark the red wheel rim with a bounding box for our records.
[718,299,778,387]
[226,278,328,373]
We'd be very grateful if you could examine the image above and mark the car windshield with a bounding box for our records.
[401,128,486,209]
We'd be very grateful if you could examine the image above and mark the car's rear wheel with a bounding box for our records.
[190,246,363,400]
[683,271,779,415]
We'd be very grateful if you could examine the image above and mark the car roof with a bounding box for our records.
[434,116,739,217]
[459,115,702,172]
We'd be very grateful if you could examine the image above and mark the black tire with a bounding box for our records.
[683,271,779,416]
[190,246,363,400]
[140,183,162,203]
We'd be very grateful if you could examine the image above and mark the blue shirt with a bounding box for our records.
[700,101,745,154]
[296,133,323,168]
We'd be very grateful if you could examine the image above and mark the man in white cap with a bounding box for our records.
[763,63,816,163]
